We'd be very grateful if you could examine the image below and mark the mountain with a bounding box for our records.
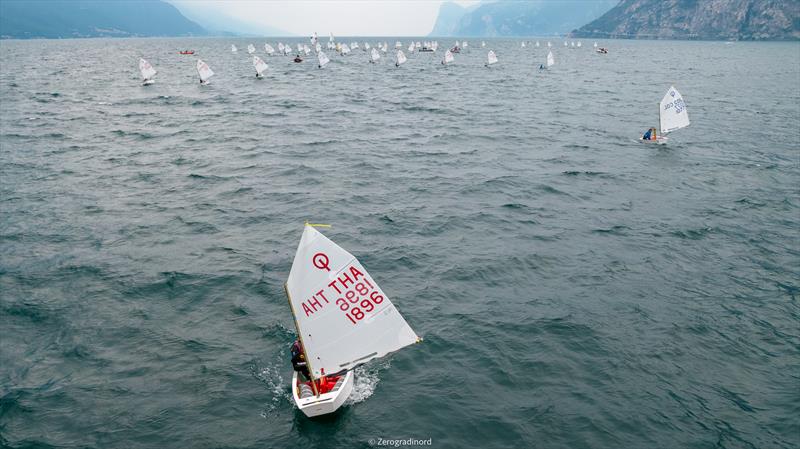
[168,1,292,37]
[430,0,618,37]
[572,0,800,40]
[0,0,206,39]
[430,2,469,37]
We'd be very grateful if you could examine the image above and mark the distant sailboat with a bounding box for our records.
[139,58,156,85]
[278,42,285,54]
[365,42,371,51]
[370,47,381,63]
[481,41,486,48]
[535,41,540,47]
[341,44,350,55]
[231,44,238,53]
[408,42,415,53]
[540,50,554,70]
[253,56,268,78]
[442,49,454,65]
[485,50,497,67]
[265,43,275,56]
[640,86,690,144]
[395,50,407,67]
[521,41,526,48]
[593,42,598,48]
[577,41,582,48]
[318,51,330,68]
[395,41,402,49]
[196,59,214,85]
[285,225,421,418]
[247,44,255,54]
[304,44,311,55]
[547,41,552,48]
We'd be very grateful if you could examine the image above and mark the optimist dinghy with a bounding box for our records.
[139,58,156,85]
[640,86,690,144]
[285,225,421,418]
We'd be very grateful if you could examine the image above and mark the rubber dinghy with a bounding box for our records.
[285,224,421,418]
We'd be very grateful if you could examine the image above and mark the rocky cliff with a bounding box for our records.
[573,0,800,40]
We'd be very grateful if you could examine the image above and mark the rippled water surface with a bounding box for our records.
[1,37,799,449]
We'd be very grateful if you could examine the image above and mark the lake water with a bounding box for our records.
[1,37,798,449]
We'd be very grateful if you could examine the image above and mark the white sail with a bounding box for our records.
[395,50,407,66]
[341,44,350,55]
[547,41,552,48]
[486,50,497,65]
[594,42,598,48]
[370,47,381,62]
[286,226,420,379]
[521,41,526,48]
[462,40,469,48]
[352,42,359,49]
[481,41,486,48]
[231,44,238,53]
[247,44,255,54]
[535,41,540,47]
[365,42,371,50]
[455,40,460,48]
[329,32,334,42]
[382,42,388,52]
[318,51,330,68]
[139,58,156,81]
[659,86,690,134]
[296,43,303,53]
[443,49,454,64]
[316,43,322,53]
[304,44,311,55]
[196,59,214,82]
[408,42,415,53]
[415,41,421,49]
[395,41,402,48]
[265,43,275,55]
[546,51,554,67]
[253,56,268,76]
[577,41,582,48]
[278,42,285,54]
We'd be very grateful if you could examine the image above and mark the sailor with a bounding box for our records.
[291,340,310,380]
[642,127,656,140]
[294,55,302,63]
[539,64,544,70]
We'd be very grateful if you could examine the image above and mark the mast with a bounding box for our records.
[284,282,320,397]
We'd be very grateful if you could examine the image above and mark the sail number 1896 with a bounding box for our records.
[335,278,384,325]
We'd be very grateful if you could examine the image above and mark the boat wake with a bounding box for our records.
[253,361,292,420]
[345,360,391,405]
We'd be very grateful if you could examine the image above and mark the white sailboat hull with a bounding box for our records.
[639,136,669,145]
[292,370,354,417]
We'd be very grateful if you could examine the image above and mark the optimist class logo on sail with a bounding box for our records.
[301,255,387,326]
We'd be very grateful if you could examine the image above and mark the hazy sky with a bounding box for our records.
[176,1,481,36]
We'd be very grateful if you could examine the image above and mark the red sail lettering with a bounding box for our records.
[349,266,364,281]
[302,302,313,317]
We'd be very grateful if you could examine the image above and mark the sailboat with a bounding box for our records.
[521,41,526,48]
[247,44,255,54]
[535,41,540,47]
[408,42,415,53]
[370,47,381,63]
[341,44,350,55]
[577,41,582,48]
[285,225,421,418]
[541,50,554,70]
[196,60,214,85]
[395,41,402,49]
[640,86,690,144]
[395,50,407,67]
[253,56,268,78]
[139,58,156,85]
[265,43,275,56]
[442,49,454,65]
[318,51,330,68]
[481,41,486,48]
[231,44,238,53]
[485,50,497,67]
